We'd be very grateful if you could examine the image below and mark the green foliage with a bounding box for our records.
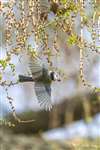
[0,59,7,69]
[60,0,67,5]
[57,1,77,17]
[27,45,38,58]
[67,34,78,46]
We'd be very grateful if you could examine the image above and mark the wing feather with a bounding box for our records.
[29,57,43,79]
[34,82,52,111]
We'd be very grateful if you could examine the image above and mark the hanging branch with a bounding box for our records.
[5,87,34,123]
[79,0,99,92]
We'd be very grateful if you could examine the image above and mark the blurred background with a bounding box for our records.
[0,0,100,149]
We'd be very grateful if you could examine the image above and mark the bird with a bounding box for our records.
[18,56,61,111]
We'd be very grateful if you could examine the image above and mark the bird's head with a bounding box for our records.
[49,71,61,81]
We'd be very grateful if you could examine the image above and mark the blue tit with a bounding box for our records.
[18,57,61,111]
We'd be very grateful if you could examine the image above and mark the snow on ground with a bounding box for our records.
[42,113,100,140]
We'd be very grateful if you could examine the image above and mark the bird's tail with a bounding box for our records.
[18,75,33,82]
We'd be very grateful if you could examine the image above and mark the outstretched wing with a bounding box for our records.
[29,57,43,80]
[34,82,52,111]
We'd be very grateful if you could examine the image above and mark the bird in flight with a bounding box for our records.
[18,56,61,111]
